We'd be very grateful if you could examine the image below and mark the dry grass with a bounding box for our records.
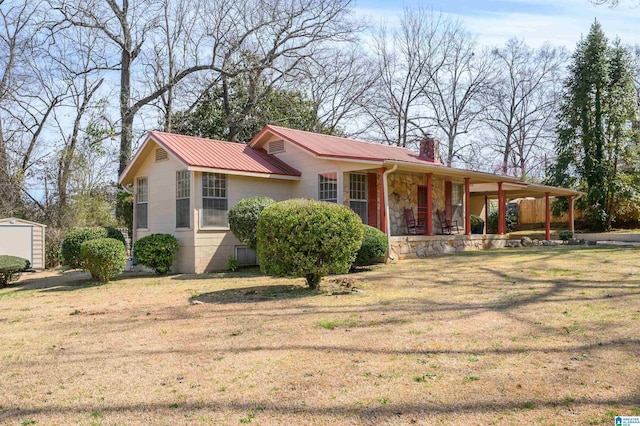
[1,246,639,425]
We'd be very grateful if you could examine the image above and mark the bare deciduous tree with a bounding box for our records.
[54,0,362,175]
[298,48,377,136]
[483,39,567,178]
[368,8,450,148]
[423,25,496,167]
[0,0,65,217]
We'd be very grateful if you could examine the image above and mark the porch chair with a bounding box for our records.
[436,210,460,235]
[404,207,425,235]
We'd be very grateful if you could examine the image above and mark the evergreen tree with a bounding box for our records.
[548,21,639,231]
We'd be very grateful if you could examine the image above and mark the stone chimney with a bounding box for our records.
[419,134,441,164]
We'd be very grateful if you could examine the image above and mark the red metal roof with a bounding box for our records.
[250,125,443,166]
[149,131,300,177]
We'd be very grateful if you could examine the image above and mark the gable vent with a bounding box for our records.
[268,139,285,154]
[155,148,168,162]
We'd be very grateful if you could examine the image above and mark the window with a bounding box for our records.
[349,173,367,224]
[202,172,227,227]
[452,183,464,225]
[318,172,338,203]
[136,177,148,229]
[176,171,190,228]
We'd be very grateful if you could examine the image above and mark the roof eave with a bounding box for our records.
[118,132,188,185]
[383,160,583,196]
[187,166,300,180]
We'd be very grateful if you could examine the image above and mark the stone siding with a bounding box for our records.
[389,235,507,259]
[387,172,446,236]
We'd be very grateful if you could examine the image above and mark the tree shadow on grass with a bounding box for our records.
[8,270,156,293]
[190,283,318,304]
[171,266,264,281]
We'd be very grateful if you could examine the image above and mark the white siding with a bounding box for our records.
[193,172,294,273]
[266,137,380,203]
[132,141,195,273]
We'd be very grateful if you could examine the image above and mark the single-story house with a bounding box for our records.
[118,125,581,273]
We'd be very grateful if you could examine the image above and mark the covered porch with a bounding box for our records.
[342,161,582,259]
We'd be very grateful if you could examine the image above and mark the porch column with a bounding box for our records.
[545,192,551,241]
[379,167,386,233]
[568,195,574,233]
[484,195,488,235]
[464,177,471,235]
[426,173,433,236]
[498,182,506,235]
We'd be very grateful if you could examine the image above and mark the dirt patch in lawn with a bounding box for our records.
[1,247,639,425]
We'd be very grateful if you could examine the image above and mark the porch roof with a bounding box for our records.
[383,159,582,198]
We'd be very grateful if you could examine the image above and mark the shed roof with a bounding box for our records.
[0,217,46,227]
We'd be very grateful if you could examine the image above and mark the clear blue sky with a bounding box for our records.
[355,0,640,48]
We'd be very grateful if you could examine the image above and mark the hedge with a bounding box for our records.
[61,227,108,268]
[0,255,30,287]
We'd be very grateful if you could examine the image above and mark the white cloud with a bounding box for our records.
[354,1,640,49]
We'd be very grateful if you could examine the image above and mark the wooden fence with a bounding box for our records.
[516,198,580,224]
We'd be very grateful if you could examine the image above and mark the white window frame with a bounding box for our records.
[176,170,190,229]
[318,171,338,203]
[349,173,368,224]
[136,176,148,230]
[201,172,228,229]
[452,182,464,225]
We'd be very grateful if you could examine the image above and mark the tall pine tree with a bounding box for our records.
[548,21,639,231]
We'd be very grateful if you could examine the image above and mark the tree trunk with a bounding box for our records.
[118,42,133,176]
[305,273,321,290]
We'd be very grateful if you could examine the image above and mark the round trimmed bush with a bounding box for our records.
[61,227,108,268]
[0,255,30,287]
[354,225,387,266]
[228,197,275,249]
[256,199,364,289]
[79,238,126,283]
[133,233,180,275]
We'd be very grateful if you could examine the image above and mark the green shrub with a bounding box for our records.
[354,225,387,266]
[487,210,517,234]
[0,255,30,286]
[558,230,574,241]
[133,233,180,275]
[256,199,364,289]
[228,197,275,249]
[470,215,484,228]
[103,226,126,247]
[61,227,108,268]
[226,255,238,272]
[80,238,126,283]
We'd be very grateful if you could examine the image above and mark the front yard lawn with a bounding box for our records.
[1,246,639,425]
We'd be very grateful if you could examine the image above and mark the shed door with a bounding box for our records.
[0,226,32,263]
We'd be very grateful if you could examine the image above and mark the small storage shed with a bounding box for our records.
[0,217,46,269]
